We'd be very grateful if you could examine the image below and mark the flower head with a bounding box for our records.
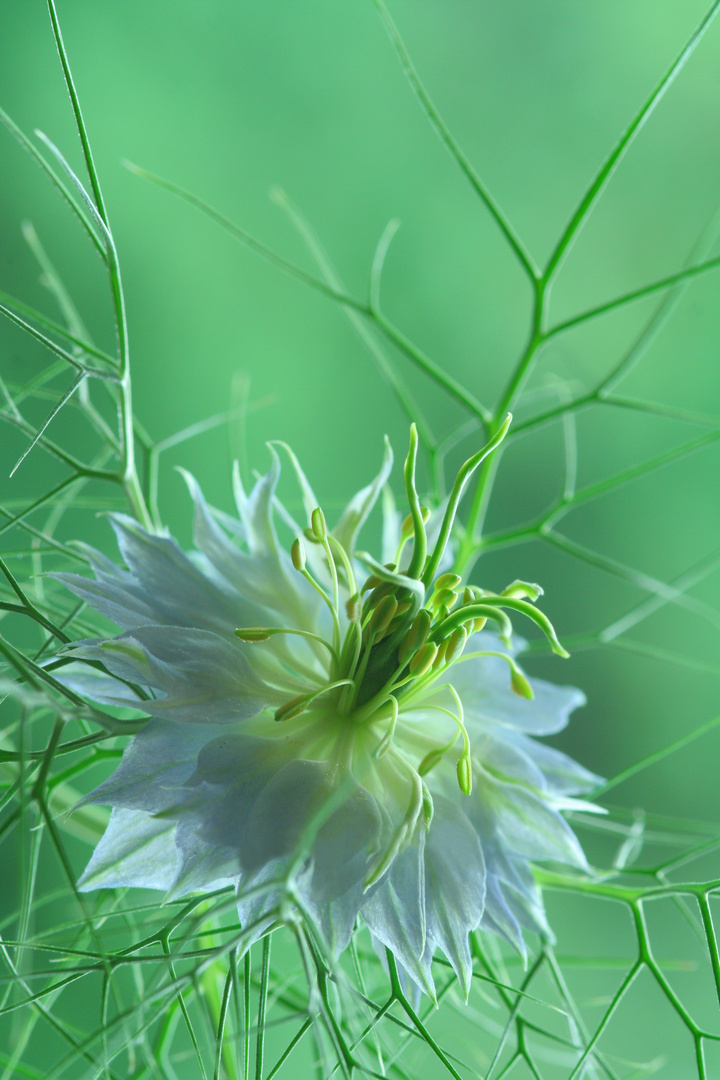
[58,425,600,996]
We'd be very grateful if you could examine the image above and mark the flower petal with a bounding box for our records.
[65,626,270,724]
[450,644,586,736]
[78,807,177,891]
[361,831,434,998]
[332,438,393,557]
[423,797,486,998]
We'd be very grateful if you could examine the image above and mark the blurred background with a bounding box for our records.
[1,0,720,1074]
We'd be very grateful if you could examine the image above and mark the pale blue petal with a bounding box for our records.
[480,874,526,956]
[181,469,318,630]
[301,782,384,957]
[55,515,250,635]
[507,733,603,796]
[50,663,146,708]
[78,807,177,891]
[64,626,270,724]
[171,734,290,890]
[361,832,435,998]
[423,797,486,998]
[233,455,280,557]
[83,717,220,812]
[473,732,548,792]
[332,438,393,557]
[473,768,589,870]
[450,649,586,736]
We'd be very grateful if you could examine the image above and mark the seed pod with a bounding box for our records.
[456,753,472,796]
[291,537,306,572]
[409,641,438,677]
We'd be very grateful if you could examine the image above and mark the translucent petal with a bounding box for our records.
[82,717,220,812]
[66,626,271,723]
[78,807,177,891]
[423,797,486,998]
[449,647,586,736]
[361,832,435,998]
[472,767,589,870]
[332,437,393,557]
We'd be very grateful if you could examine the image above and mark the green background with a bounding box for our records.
[1,1,720,1075]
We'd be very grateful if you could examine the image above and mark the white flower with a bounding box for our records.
[57,428,601,997]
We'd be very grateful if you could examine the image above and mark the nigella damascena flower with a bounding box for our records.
[57,424,601,997]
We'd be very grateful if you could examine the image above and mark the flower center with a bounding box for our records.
[235,421,569,801]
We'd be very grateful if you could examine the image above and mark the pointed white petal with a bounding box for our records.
[78,807,177,891]
[332,438,393,557]
[424,797,486,998]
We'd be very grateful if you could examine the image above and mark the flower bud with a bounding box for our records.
[456,753,472,796]
[472,616,487,634]
[291,537,306,572]
[311,506,327,541]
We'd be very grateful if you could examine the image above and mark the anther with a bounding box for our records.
[291,537,306,572]
[345,592,362,621]
[510,665,533,699]
[456,753,472,796]
[444,625,468,666]
[234,628,271,642]
[434,572,462,592]
[368,595,398,639]
[400,506,431,537]
[418,747,445,776]
[311,506,327,542]
[274,694,309,722]
[409,641,438,677]
[398,608,431,665]
[431,587,459,612]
